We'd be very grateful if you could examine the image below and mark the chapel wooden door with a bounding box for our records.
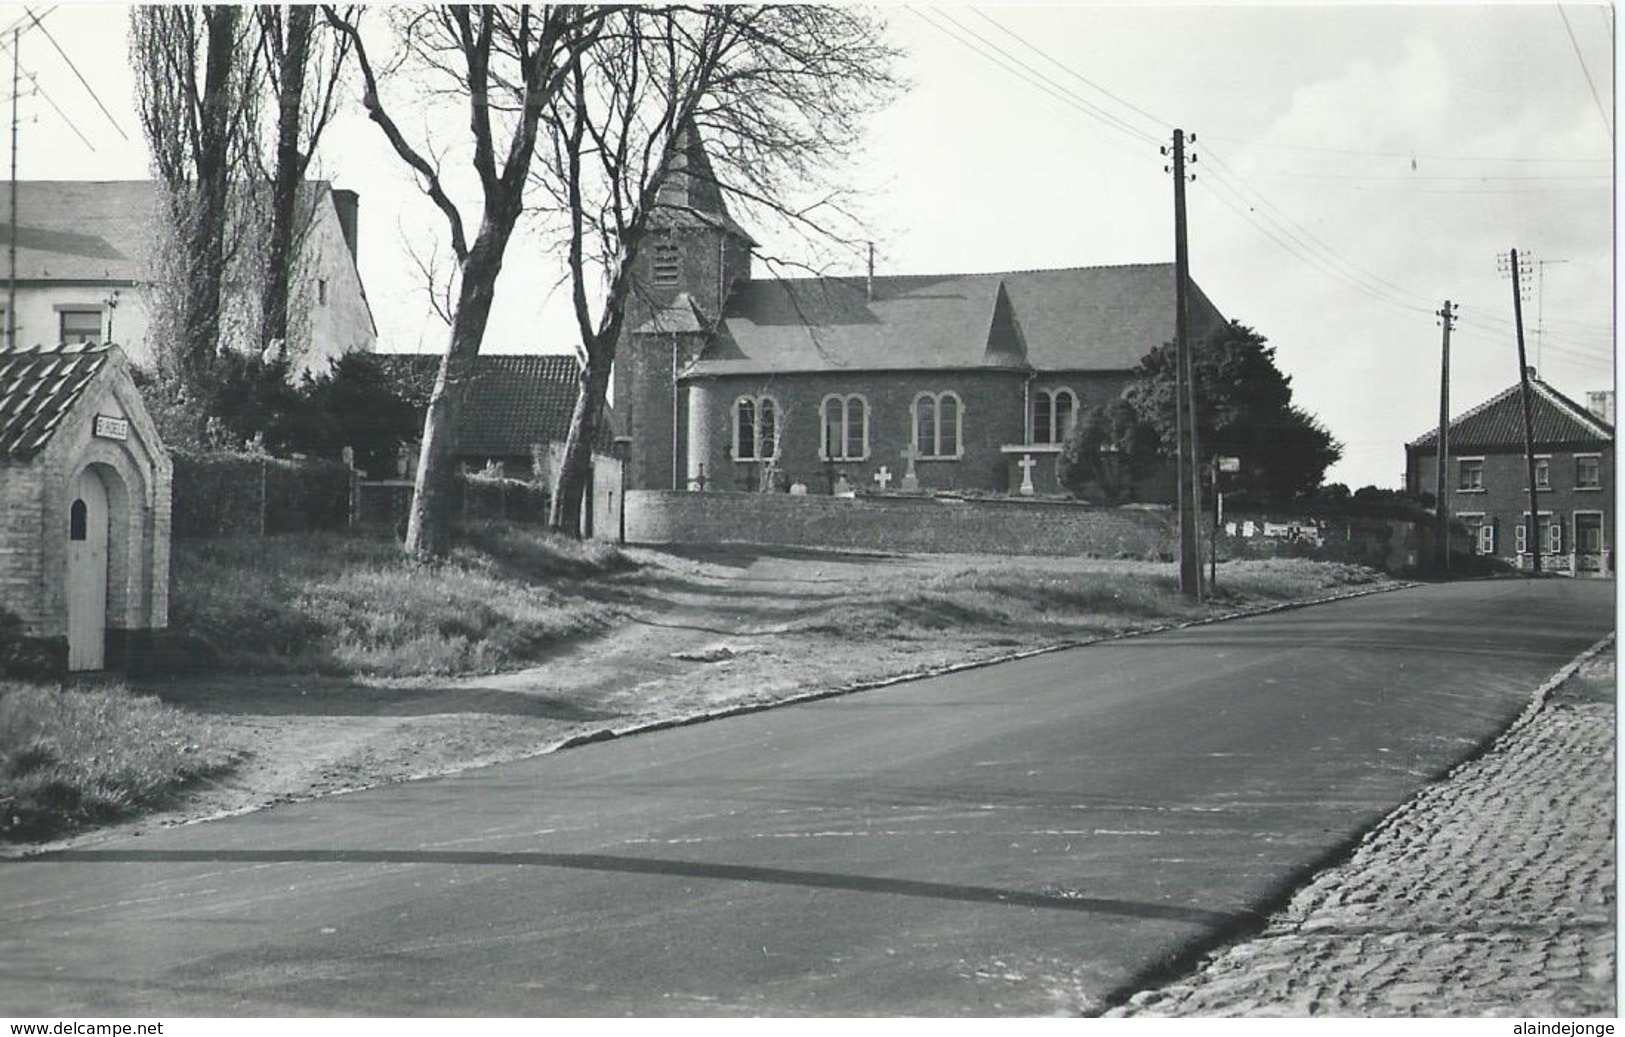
[67,467,109,671]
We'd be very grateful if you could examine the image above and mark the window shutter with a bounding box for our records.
[1550,521,1564,553]
[1482,521,1496,554]
[1516,519,1527,554]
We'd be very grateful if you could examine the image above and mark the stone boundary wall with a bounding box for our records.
[624,490,1175,557]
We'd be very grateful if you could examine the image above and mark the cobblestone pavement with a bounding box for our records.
[1110,638,1616,1018]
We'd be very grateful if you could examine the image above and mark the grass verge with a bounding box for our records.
[0,681,237,841]
[171,522,634,677]
[783,557,1386,641]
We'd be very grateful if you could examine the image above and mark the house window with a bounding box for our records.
[1533,456,1550,490]
[1457,457,1484,492]
[1032,387,1078,445]
[1576,455,1602,489]
[733,394,780,462]
[820,394,869,461]
[59,309,102,345]
[1518,512,1556,554]
[1458,513,1487,555]
[652,241,681,288]
[1575,512,1604,554]
[912,391,963,459]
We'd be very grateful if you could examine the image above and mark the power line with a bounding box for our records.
[1200,134,1610,166]
[967,8,1173,135]
[914,6,1162,148]
[903,6,1160,161]
[25,6,127,141]
[1558,4,1613,140]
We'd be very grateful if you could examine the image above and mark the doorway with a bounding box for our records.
[67,467,109,671]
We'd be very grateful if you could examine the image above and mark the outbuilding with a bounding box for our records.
[0,343,171,672]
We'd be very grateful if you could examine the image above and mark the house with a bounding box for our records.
[371,353,614,483]
[612,129,1227,498]
[0,343,171,672]
[1406,374,1613,575]
[0,181,375,377]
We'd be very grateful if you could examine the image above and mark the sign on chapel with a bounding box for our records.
[0,343,172,672]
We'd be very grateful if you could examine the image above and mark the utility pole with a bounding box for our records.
[1434,300,1457,573]
[8,27,17,350]
[1500,248,1541,574]
[1165,128,1201,599]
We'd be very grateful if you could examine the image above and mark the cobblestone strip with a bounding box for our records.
[1111,638,1617,1018]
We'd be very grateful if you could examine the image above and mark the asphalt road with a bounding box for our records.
[2,578,1613,1017]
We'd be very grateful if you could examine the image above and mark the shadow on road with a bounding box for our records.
[18,847,1248,927]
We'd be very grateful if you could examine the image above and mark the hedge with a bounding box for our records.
[170,450,351,540]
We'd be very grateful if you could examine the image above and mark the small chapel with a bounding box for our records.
[612,129,1229,498]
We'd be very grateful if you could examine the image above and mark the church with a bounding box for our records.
[612,131,1228,498]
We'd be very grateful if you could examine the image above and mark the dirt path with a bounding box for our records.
[70,547,1396,845]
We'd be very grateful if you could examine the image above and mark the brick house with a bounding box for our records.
[613,129,1227,498]
[1406,375,1613,575]
[372,353,616,483]
[0,181,375,377]
[0,343,172,672]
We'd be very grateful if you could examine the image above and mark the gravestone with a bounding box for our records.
[872,466,892,491]
[899,445,921,492]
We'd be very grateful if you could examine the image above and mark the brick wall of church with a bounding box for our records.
[683,369,1139,495]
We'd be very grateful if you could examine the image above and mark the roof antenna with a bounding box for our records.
[866,242,874,302]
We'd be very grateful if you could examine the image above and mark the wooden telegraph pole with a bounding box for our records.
[1167,129,1201,599]
[1433,300,1457,572]
[1501,248,1541,573]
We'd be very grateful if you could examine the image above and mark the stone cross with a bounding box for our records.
[872,465,893,490]
[899,445,921,492]
[1017,453,1037,496]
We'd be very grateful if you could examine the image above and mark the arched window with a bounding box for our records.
[912,391,963,459]
[820,394,869,461]
[1033,387,1079,445]
[733,395,780,461]
[69,500,87,541]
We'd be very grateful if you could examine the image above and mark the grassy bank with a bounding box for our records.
[781,557,1385,641]
[0,681,237,841]
[171,523,634,677]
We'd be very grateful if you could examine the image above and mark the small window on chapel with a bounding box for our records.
[70,500,87,541]
[652,241,681,288]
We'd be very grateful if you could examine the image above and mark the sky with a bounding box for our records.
[2,1,1615,490]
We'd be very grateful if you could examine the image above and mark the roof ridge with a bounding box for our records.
[1406,381,1524,447]
[1534,378,1613,438]
[744,261,1175,289]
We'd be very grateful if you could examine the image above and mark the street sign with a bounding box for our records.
[1217,456,1241,473]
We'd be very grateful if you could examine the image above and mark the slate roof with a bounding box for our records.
[0,180,351,283]
[373,353,610,455]
[650,124,756,245]
[684,263,1226,378]
[0,343,113,459]
[1407,377,1614,451]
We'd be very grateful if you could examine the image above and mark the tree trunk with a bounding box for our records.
[182,5,239,384]
[261,6,311,352]
[403,223,510,560]
[549,344,612,536]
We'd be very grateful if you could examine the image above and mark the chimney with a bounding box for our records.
[866,242,874,302]
[1587,390,1615,425]
[332,188,359,262]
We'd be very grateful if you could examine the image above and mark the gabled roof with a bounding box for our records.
[0,180,354,283]
[683,263,1225,378]
[1407,377,1614,451]
[0,182,155,281]
[0,343,113,459]
[632,292,709,336]
[374,353,608,455]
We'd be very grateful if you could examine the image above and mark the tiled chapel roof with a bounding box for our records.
[0,343,113,459]
[1407,377,1614,451]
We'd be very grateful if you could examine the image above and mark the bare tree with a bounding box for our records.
[131,5,262,386]
[535,6,900,535]
[321,5,606,559]
[255,5,354,359]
